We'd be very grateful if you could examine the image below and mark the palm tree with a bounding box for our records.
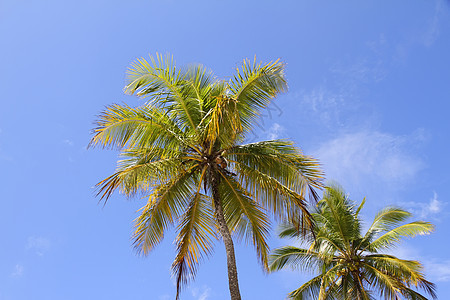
[269,185,436,300]
[89,54,323,299]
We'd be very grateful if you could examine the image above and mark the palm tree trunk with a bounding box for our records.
[211,172,242,300]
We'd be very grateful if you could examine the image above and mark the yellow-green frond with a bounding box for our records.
[229,58,287,133]
[132,171,197,255]
[369,221,434,251]
[218,172,271,269]
[173,193,216,300]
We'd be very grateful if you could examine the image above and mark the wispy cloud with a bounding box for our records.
[400,191,445,219]
[313,129,426,191]
[27,236,51,256]
[191,285,211,300]
[62,139,74,147]
[11,264,24,277]
[300,87,348,129]
[267,123,285,140]
[420,191,444,218]
[422,0,444,47]
[424,259,450,282]
[296,77,376,134]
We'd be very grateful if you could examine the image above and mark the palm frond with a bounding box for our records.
[317,186,361,254]
[399,288,433,300]
[132,171,197,255]
[205,94,243,151]
[288,274,323,300]
[124,53,203,131]
[89,103,193,151]
[229,58,287,133]
[268,246,325,272]
[228,140,322,181]
[364,254,424,282]
[172,192,216,300]
[317,264,342,300]
[363,262,407,299]
[218,172,271,269]
[234,161,313,225]
[364,254,436,299]
[95,154,184,200]
[360,207,412,249]
[277,222,315,242]
[369,221,434,251]
[227,140,323,201]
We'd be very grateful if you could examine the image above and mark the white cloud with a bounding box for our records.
[426,192,442,215]
[27,236,51,256]
[300,87,346,128]
[422,0,444,47]
[11,264,24,277]
[424,260,450,282]
[296,85,374,135]
[267,123,284,140]
[198,289,210,300]
[313,130,425,189]
[62,139,74,146]
[400,191,445,219]
[191,285,211,300]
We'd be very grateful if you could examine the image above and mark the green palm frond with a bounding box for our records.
[184,64,216,107]
[234,161,311,223]
[268,246,325,272]
[125,53,182,98]
[360,207,412,248]
[317,186,361,253]
[402,279,437,300]
[228,140,322,188]
[317,264,342,300]
[288,274,323,300]
[363,254,436,298]
[124,53,203,131]
[229,58,287,133]
[95,155,182,200]
[369,221,434,251]
[89,104,190,151]
[363,262,408,299]
[277,222,314,240]
[364,254,424,282]
[310,230,346,259]
[133,171,196,255]
[399,288,432,300]
[219,172,271,268]
[205,94,243,151]
[173,192,216,300]
[227,140,323,217]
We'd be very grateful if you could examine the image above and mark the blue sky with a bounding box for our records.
[1,0,450,299]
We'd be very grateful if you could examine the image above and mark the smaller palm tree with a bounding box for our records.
[269,185,436,300]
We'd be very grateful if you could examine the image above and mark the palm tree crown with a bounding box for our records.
[89,54,323,299]
[269,185,436,300]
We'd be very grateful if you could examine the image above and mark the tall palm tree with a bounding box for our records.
[89,54,323,299]
[269,185,436,300]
